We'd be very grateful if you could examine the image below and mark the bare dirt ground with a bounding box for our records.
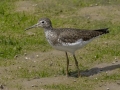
[21,54,120,90]
[1,50,119,90]
[15,1,36,13]
[78,5,120,22]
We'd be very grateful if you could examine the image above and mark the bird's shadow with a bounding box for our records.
[69,63,120,77]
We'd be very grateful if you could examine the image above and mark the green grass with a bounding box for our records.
[0,0,120,90]
[0,0,120,59]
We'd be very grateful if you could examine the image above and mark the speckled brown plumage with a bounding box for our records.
[47,28,109,45]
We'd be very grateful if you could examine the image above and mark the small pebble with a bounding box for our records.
[95,78,98,80]
[32,4,37,7]
[95,4,98,6]
[104,42,108,45]
[31,85,33,87]
[73,80,76,82]
[34,61,36,63]
[25,57,28,60]
[26,32,36,36]
[94,56,97,58]
[24,53,27,56]
[87,16,90,19]
[36,55,39,58]
[25,57,30,60]
[18,66,21,69]
[112,61,115,64]
[90,4,93,7]
[107,88,110,90]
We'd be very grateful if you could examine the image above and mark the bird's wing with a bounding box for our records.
[57,28,108,43]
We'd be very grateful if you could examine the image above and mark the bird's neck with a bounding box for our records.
[44,26,53,31]
[44,27,53,32]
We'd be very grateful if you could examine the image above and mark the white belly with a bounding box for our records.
[52,39,93,54]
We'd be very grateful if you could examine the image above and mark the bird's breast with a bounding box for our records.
[45,30,58,45]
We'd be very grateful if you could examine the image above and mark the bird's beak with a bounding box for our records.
[25,24,38,30]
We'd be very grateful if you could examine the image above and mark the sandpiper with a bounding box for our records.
[25,18,109,77]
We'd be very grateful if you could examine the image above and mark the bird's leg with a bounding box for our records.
[73,54,80,77]
[65,52,69,77]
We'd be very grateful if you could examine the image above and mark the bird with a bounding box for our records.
[25,17,109,77]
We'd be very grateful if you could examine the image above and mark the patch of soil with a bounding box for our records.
[96,81,120,90]
[17,50,65,62]
[23,76,75,87]
[15,1,37,13]
[78,5,120,21]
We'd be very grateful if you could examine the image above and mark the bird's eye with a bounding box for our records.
[41,21,44,23]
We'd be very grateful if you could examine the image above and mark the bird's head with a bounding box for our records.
[25,18,52,30]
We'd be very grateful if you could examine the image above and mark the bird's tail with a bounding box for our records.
[94,28,109,34]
